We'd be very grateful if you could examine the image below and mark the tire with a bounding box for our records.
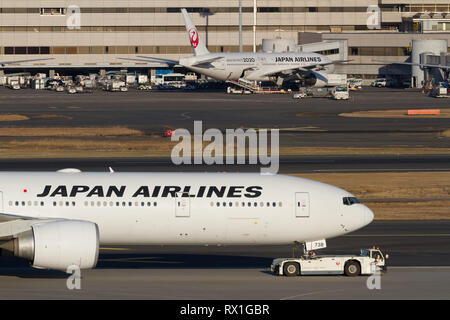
[344,261,361,277]
[283,262,300,277]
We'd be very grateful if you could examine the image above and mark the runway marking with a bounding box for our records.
[180,112,192,120]
[388,266,450,269]
[312,169,450,173]
[99,256,182,264]
[280,289,347,300]
[345,234,450,237]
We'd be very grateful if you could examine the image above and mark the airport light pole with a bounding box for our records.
[253,0,257,52]
[239,0,242,52]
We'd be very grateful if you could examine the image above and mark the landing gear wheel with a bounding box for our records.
[283,262,300,277]
[344,261,361,277]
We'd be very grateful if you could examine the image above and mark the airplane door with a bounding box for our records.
[175,196,190,218]
[295,192,310,218]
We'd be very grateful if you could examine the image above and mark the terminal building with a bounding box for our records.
[0,1,449,86]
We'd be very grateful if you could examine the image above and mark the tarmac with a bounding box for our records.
[0,155,448,173]
[0,220,449,299]
[0,87,448,299]
[0,87,448,148]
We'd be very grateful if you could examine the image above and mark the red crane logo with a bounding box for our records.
[189,28,199,48]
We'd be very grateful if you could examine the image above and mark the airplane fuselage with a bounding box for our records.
[180,52,332,82]
[0,172,372,246]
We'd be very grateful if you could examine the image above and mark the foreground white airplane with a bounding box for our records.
[121,9,347,87]
[0,171,373,271]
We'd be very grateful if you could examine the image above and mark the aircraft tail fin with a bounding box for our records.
[181,8,209,56]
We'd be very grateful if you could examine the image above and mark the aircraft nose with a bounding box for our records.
[364,206,374,225]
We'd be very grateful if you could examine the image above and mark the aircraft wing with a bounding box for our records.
[118,57,179,67]
[373,59,450,70]
[117,57,176,67]
[0,212,35,223]
[191,56,224,67]
[0,58,54,66]
[259,59,352,77]
[0,212,62,240]
[136,56,179,64]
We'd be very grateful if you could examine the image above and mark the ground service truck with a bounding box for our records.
[271,241,388,277]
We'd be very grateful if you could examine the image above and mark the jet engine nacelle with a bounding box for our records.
[303,71,330,87]
[7,220,99,271]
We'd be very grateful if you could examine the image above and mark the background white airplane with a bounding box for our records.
[120,9,349,87]
[0,58,54,67]
[0,171,373,271]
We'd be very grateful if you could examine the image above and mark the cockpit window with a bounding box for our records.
[343,197,360,206]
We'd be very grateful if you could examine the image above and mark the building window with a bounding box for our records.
[40,8,66,16]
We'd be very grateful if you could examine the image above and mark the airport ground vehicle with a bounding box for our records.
[293,92,307,99]
[348,78,363,90]
[430,82,449,98]
[371,78,394,87]
[293,87,338,99]
[8,80,20,90]
[332,85,350,100]
[227,86,244,94]
[104,80,127,92]
[138,84,152,90]
[153,73,186,88]
[66,86,77,94]
[271,243,387,277]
